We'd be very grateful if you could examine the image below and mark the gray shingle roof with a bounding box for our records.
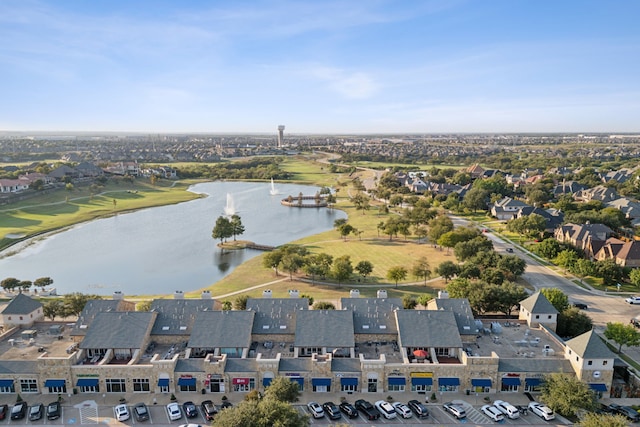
[294,310,355,348]
[395,310,462,348]
[246,298,308,334]
[278,358,312,372]
[175,358,205,373]
[79,311,156,349]
[0,360,38,374]
[331,358,361,373]
[426,298,477,336]
[188,311,254,349]
[1,293,42,315]
[340,298,402,334]
[498,358,573,373]
[224,358,258,373]
[565,330,615,359]
[519,292,558,315]
[150,299,218,335]
[71,300,129,336]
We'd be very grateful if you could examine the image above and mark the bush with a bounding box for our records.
[170,393,176,401]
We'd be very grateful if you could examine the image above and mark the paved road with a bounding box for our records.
[449,215,638,330]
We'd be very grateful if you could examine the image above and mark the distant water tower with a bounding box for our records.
[277,125,285,147]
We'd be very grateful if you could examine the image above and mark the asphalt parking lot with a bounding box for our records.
[0,398,571,426]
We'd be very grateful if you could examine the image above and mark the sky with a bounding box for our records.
[1,0,639,134]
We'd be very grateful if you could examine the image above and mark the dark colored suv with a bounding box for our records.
[407,399,429,418]
[609,403,640,422]
[322,402,342,420]
[339,401,358,418]
[183,401,198,418]
[201,400,218,421]
[46,401,61,420]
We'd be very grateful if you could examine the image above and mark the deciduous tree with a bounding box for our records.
[387,266,408,288]
[355,260,374,282]
[604,322,640,353]
[540,288,570,312]
[540,373,596,417]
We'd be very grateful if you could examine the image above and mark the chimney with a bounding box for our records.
[349,289,360,298]
[174,290,184,299]
[201,290,212,299]
[262,289,272,298]
[112,291,124,300]
[376,290,388,299]
[288,290,299,298]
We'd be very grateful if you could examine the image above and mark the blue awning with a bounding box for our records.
[312,378,331,387]
[438,377,460,386]
[177,377,196,386]
[158,378,170,387]
[76,378,99,387]
[263,377,273,387]
[388,377,406,386]
[289,377,304,387]
[525,378,542,386]
[0,379,14,387]
[471,379,492,387]
[411,377,432,386]
[501,377,521,386]
[589,383,608,392]
[340,377,358,386]
[45,379,66,388]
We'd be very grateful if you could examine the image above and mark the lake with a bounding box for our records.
[0,181,346,296]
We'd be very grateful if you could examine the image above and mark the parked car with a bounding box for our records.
[355,399,380,420]
[133,403,149,422]
[29,403,44,421]
[573,302,588,310]
[443,402,466,419]
[626,296,640,304]
[46,401,61,420]
[481,404,505,422]
[407,399,429,418]
[10,402,27,420]
[183,401,197,418]
[506,247,514,253]
[166,402,182,421]
[608,403,640,422]
[338,401,359,418]
[177,424,203,427]
[307,401,324,419]
[0,404,8,420]
[493,399,520,419]
[374,400,397,419]
[220,400,233,409]
[322,402,341,420]
[392,402,412,419]
[631,318,640,328]
[113,404,130,422]
[201,400,218,421]
[529,402,555,421]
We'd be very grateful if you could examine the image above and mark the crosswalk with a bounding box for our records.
[76,400,99,424]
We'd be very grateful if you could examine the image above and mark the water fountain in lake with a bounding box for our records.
[223,193,236,216]
[269,178,279,196]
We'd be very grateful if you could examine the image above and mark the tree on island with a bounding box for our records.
[230,214,245,241]
[212,216,233,244]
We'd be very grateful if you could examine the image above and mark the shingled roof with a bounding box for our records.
[79,311,156,349]
[565,330,615,359]
[519,292,558,315]
[1,293,42,315]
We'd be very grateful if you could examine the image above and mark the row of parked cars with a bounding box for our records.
[0,401,61,421]
[114,399,229,422]
[306,398,557,423]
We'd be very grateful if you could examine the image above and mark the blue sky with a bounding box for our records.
[1,0,639,134]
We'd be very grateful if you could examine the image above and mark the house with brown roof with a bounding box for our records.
[595,239,640,268]
[554,223,613,259]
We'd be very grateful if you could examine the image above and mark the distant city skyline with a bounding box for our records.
[1,0,639,134]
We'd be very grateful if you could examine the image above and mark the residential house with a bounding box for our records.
[554,223,613,258]
[607,197,640,227]
[515,206,564,234]
[573,185,619,203]
[595,239,640,268]
[552,181,586,197]
[0,179,30,193]
[491,197,531,221]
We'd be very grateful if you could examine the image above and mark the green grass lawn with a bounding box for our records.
[0,179,201,251]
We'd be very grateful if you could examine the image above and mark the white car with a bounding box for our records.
[392,402,412,419]
[114,404,130,421]
[493,399,520,419]
[626,296,640,304]
[443,402,466,419]
[481,404,505,422]
[166,402,182,421]
[307,401,324,419]
[529,402,555,421]
[374,400,397,419]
